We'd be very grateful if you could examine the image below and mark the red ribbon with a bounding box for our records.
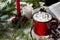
[16,0,20,15]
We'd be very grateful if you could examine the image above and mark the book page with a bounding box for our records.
[48,2,60,20]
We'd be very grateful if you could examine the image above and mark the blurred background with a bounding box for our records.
[0,0,60,40]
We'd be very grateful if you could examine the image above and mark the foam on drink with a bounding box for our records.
[33,12,52,22]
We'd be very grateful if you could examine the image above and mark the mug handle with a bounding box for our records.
[51,18,59,29]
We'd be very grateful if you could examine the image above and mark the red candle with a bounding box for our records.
[16,0,20,16]
[12,0,20,23]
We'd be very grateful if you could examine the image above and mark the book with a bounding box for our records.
[48,2,60,20]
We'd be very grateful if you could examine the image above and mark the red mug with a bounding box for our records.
[33,13,59,36]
